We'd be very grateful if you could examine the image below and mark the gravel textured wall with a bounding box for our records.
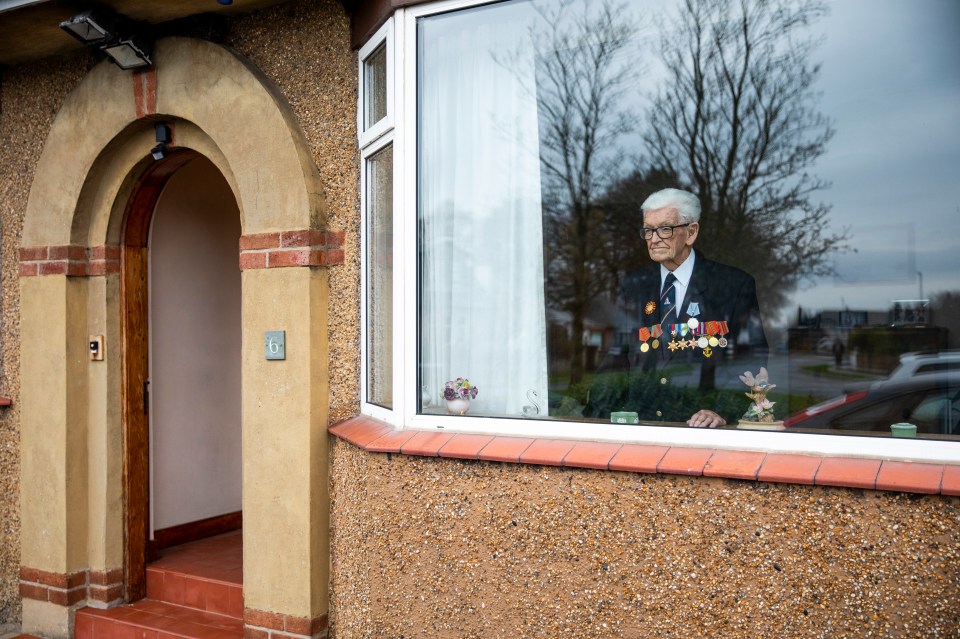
[226,0,361,426]
[0,52,92,626]
[329,440,960,639]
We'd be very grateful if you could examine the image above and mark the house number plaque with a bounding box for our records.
[265,330,286,360]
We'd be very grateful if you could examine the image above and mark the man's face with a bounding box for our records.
[643,205,698,271]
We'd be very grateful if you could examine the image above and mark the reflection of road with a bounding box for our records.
[774,353,884,399]
[666,353,883,401]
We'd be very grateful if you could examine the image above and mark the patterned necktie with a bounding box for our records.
[660,272,677,324]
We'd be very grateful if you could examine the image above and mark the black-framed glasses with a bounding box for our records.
[641,223,691,240]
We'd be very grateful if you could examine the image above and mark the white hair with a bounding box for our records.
[641,188,701,223]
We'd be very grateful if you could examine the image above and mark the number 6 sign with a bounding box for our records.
[264,330,286,360]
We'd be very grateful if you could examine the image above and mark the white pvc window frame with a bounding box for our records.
[357,0,960,465]
[358,18,395,150]
[359,16,405,423]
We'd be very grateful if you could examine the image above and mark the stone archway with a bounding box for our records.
[19,37,335,639]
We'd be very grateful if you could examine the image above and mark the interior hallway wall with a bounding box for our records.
[150,157,242,531]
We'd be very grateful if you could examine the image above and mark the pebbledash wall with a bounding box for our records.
[0,3,958,639]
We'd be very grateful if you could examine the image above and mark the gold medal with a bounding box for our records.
[686,338,698,350]
[668,340,679,352]
[640,342,650,352]
[644,301,656,315]
[652,339,660,349]
[709,336,719,347]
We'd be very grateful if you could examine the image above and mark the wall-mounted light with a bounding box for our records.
[59,10,152,70]
[151,123,172,161]
[59,11,115,44]
[103,37,152,70]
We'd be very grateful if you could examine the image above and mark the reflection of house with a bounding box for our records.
[891,299,930,326]
[547,296,617,373]
[791,305,945,362]
[0,2,958,639]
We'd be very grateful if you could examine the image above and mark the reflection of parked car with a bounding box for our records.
[841,350,960,393]
[887,350,960,380]
[785,373,960,436]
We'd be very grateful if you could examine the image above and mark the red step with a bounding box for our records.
[75,600,242,639]
[76,531,243,639]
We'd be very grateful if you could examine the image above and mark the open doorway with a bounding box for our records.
[149,155,242,543]
[121,152,242,600]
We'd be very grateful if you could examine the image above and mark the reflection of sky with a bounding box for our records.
[531,0,960,321]
[784,0,960,320]
[602,0,960,322]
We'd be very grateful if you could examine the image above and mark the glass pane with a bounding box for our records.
[366,144,393,408]
[363,42,387,130]
[416,0,960,439]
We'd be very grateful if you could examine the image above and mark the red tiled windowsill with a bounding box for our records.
[329,415,955,496]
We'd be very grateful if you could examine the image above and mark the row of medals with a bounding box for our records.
[639,317,728,358]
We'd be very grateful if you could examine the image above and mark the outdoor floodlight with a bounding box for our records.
[59,9,153,70]
[102,38,152,70]
[59,11,114,44]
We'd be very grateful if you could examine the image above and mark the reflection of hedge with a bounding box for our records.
[848,327,947,373]
[581,370,744,423]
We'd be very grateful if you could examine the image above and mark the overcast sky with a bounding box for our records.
[491,0,960,322]
[771,0,960,318]
[620,0,960,321]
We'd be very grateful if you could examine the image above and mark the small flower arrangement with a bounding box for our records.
[743,397,776,421]
[443,377,479,401]
[739,367,777,422]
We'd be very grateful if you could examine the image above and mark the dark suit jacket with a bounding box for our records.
[588,253,767,423]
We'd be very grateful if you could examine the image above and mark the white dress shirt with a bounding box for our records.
[660,249,696,314]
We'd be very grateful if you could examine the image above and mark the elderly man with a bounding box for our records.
[589,188,766,427]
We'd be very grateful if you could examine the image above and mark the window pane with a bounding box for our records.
[366,144,393,408]
[363,42,387,130]
[416,0,960,439]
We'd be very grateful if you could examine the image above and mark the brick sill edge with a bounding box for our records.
[330,415,960,496]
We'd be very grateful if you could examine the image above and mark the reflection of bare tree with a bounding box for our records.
[530,0,641,385]
[644,0,847,313]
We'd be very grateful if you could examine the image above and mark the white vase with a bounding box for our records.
[446,398,471,415]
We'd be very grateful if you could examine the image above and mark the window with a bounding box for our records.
[359,19,398,419]
[365,144,393,409]
[363,42,388,131]
[358,18,393,149]
[362,0,960,462]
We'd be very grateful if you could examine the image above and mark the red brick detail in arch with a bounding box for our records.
[18,566,117,607]
[19,245,120,277]
[239,230,345,270]
[245,608,329,639]
[133,68,157,118]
